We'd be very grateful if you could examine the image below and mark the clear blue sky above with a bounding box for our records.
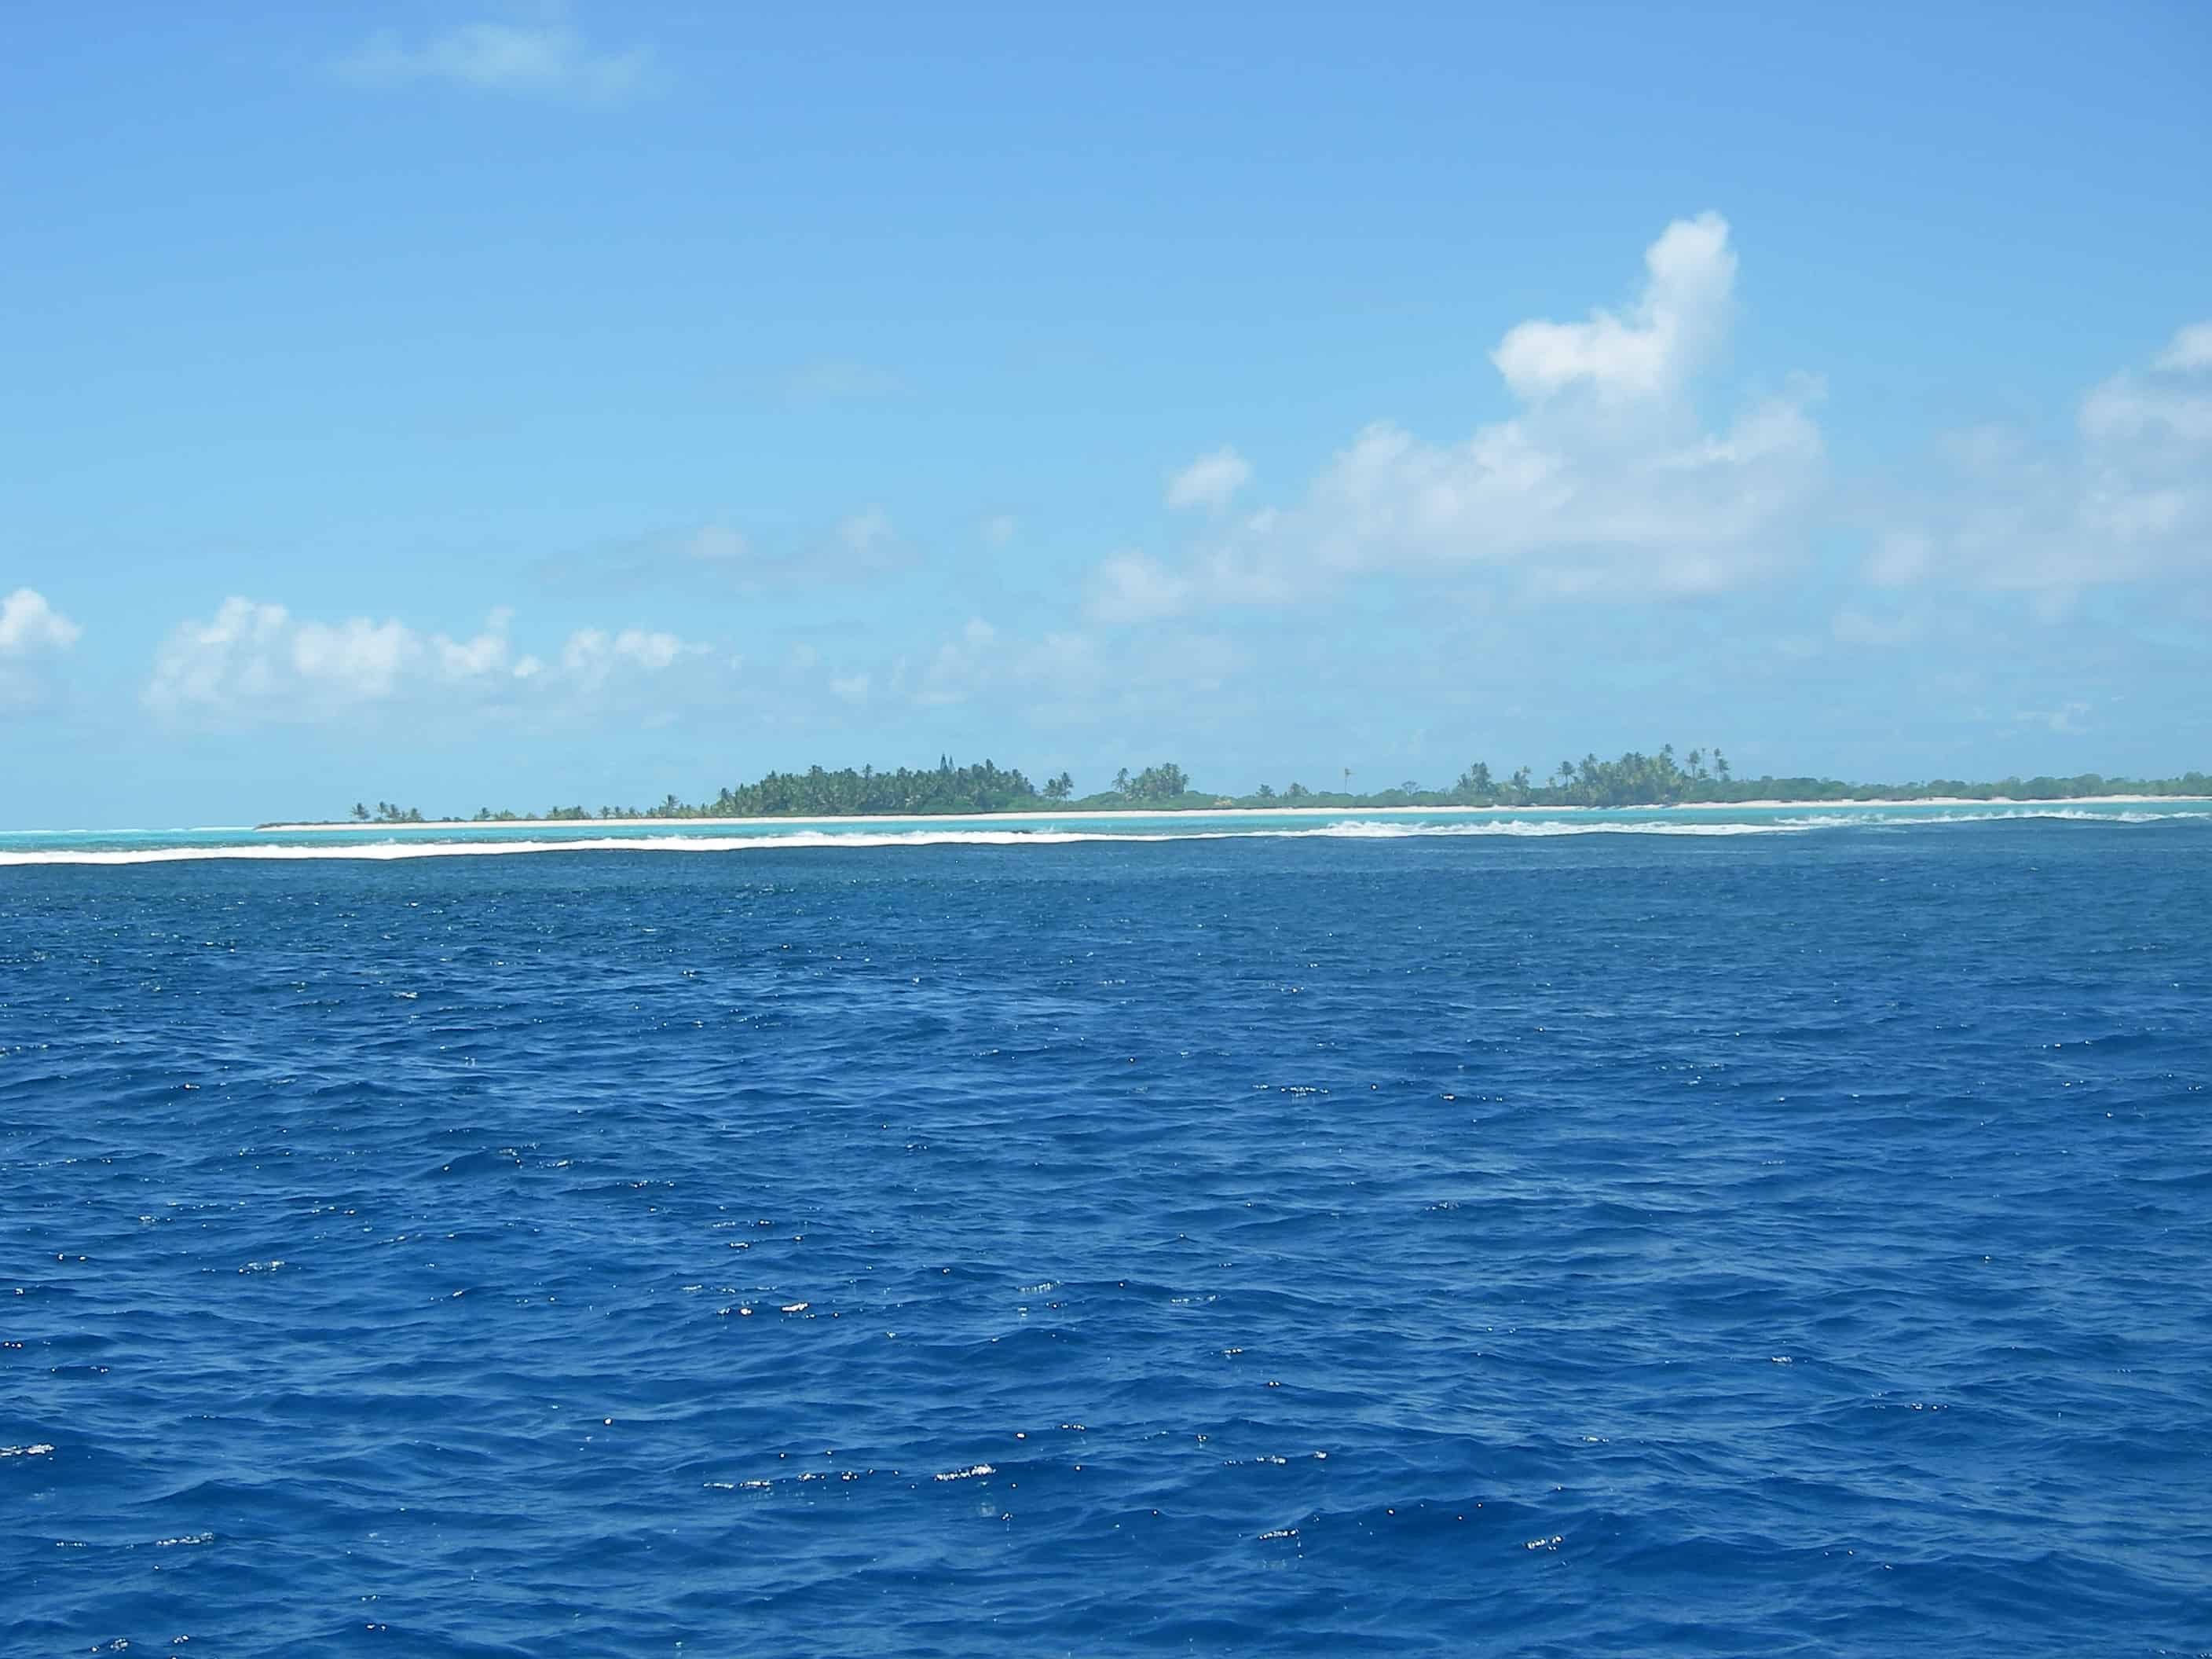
[4,1,2208,825]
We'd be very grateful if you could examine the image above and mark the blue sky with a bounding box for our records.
[3,1,2208,825]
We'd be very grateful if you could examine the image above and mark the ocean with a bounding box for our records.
[4,804,2209,1656]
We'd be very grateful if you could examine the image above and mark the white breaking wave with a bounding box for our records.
[0,808,2197,866]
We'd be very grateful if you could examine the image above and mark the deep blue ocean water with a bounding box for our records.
[4,807,2210,1656]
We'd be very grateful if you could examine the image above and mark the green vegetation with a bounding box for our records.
[302,749,2210,827]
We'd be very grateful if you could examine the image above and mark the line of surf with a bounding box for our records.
[0,808,2199,866]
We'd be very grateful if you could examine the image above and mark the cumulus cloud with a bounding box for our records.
[1166,448,1252,511]
[1086,214,1821,618]
[559,625,686,686]
[0,588,81,711]
[0,588,80,657]
[1491,212,1735,403]
[337,19,653,103]
[145,600,704,727]
[1872,320,2212,590]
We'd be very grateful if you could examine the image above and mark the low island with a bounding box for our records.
[258,748,2212,830]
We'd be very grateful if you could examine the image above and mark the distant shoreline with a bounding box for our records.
[253,795,2209,833]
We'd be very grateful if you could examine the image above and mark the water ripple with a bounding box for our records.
[4,826,2210,1655]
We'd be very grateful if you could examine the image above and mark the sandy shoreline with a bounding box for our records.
[253,795,2209,833]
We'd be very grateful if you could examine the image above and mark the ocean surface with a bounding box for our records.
[4,804,2210,1656]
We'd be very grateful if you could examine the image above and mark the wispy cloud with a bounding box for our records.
[2154,322,2212,374]
[853,615,1253,732]
[1087,551,1195,624]
[1870,318,2212,591]
[786,361,910,401]
[539,508,913,592]
[2014,700,2093,735]
[831,507,897,562]
[336,17,654,104]
[1165,448,1251,512]
[1830,605,1925,647]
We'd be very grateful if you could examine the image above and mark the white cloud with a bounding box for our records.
[145,600,704,727]
[1166,447,1252,511]
[1006,627,1256,727]
[901,617,999,706]
[0,588,81,711]
[1873,320,2212,590]
[2015,700,2093,735]
[834,507,896,558]
[1086,214,1821,617]
[981,514,1018,548]
[1831,605,1925,647]
[858,614,1251,731]
[829,672,871,705]
[2154,321,2212,373]
[684,525,749,565]
[540,507,916,590]
[1087,552,1192,623]
[560,626,685,686]
[1491,211,1734,403]
[0,588,80,656]
[338,20,653,103]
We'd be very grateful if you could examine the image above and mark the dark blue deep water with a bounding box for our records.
[5,822,2210,1656]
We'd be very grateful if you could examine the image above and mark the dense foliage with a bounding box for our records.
[327,750,2211,826]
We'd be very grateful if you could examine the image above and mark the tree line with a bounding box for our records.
[327,749,2211,826]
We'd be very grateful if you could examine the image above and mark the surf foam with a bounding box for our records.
[0,807,2198,866]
